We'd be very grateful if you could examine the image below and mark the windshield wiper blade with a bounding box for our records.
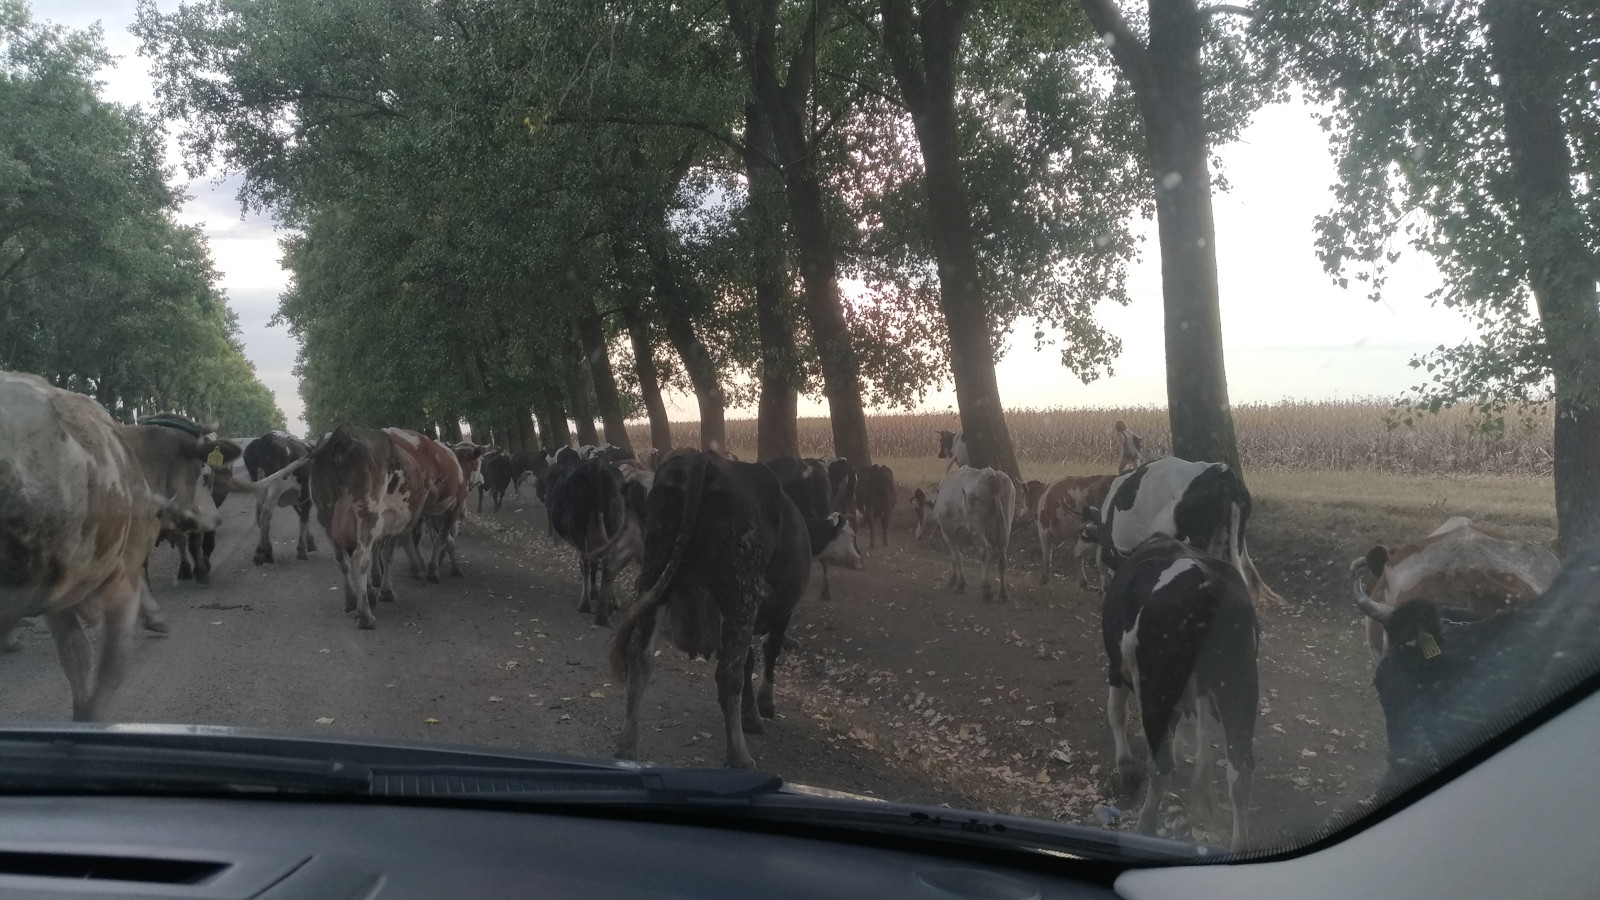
[367,764,782,804]
[0,739,370,794]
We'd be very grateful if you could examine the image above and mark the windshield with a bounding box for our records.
[3,0,1597,861]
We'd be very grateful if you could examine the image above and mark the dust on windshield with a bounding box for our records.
[2,0,1596,856]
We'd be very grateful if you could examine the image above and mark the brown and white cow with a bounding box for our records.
[307,426,426,629]
[0,371,246,720]
[1352,516,1561,658]
[385,429,470,583]
[1035,473,1117,588]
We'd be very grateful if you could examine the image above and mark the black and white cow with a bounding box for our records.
[935,429,967,472]
[767,455,845,601]
[1103,535,1260,852]
[1087,457,1284,607]
[611,451,863,769]
[1354,543,1600,797]
[242,430,317,566]
[545,455,647,627]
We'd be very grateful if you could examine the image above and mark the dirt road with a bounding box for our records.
[0,482,1393,852]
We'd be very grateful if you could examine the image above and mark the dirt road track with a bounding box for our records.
[0,497,978,810]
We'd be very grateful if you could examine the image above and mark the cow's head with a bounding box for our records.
[816,513,866,570]
[910,487,938,538]
[133,425,245,534]
[935,430,957,459]
[453,442,487,489]
[1078,504,1101,545]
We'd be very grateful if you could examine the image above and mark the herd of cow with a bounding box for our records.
[3,369,1598,852]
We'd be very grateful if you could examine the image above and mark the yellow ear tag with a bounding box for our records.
[206,448,225,467]
[1418,630,1441,659]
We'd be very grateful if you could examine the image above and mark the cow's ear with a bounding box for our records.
[194,440,242,465]
[828,512,841,526]
[1366,545,1390,577]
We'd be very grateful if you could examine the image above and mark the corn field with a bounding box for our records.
[625,401,1555,476]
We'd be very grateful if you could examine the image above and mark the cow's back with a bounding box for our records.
[1102,457,1245,564]
[0,372,150,616]
[1377,523,1561,611]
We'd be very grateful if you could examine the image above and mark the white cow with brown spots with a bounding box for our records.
[0,371,247,720]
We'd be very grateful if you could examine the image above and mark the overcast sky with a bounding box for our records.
[37,1,1476,434]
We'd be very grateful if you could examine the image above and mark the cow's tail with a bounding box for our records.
[610,453,709,679]
[1242,545,1287,607]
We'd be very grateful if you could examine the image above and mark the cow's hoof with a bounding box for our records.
[306,536,318,551]
[578,599,592,614]
[379,588,396,603]
[726,754,757,770]
[1040,573,1051,586]
[426,572,440,585]
[194,570,210,586]
[757,693,776,720]
[2,632,20,653]
[1118,764,1144,796]
[344,597,357,613]
[296,549,308,561]
[819,589,832,603]
[741,714,765,735]
[177,566,193,581]
[449,567,463,577]
[358,616,377,630]
[143,616,170,634]
[253,548,272,566]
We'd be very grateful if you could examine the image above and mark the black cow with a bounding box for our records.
[611,452,864,768]
[545,456,646,627]
[242,430,316,566]
[1103,535,1259,852]
[478,451,514,512]
[1355,544,1600,798]
[1089,456,1283,607]
[767,456,847,601]
[508,450,545,495]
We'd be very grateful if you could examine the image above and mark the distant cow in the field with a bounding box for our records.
[856,464,896,548]
[1036,473,1117,588]
[1352,517,1560,659]
[386,429,471,582]
[0,372,249,719]
[307,425,427,629]
[244,430,316,566]
[612,451,864,768]
[1090,457,1284,607]
[935,429,968,472]
[1103,535,1259,852]
[545,456,646,627]
[1114,420,1144,474]
[1355,544,1600,796]
[929,466,1015,602]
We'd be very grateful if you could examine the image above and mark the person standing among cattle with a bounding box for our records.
[1114,419,1144,473]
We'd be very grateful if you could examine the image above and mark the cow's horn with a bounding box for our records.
[1352,577,1395,622]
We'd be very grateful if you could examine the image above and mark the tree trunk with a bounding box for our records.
[879,0,1018,480]
[744,103,800,463]
[622,304,673,452]
[659,301,727,452]
[440,416,463,443]
[1144,0,1240,471]
[541,383,572,448]
[726,0,872,467]
[575,297,634,455]
[560,333,600,447]
[513,407,538,453]
[1485,0,1600,554]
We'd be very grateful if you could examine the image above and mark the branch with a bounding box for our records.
[1073,0,1151,93]
[1200,4,1256,18]
[547,114,774,169]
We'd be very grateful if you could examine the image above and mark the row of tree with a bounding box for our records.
[0,2,285,434]
[130,0,1597,550]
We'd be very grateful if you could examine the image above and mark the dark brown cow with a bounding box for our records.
[1352,516,1560,658]
[856,464,896,548]
[0,372,245,720]
[307,426,426,629]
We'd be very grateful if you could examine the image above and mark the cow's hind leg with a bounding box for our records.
[1135,677,1186,838]
[296,500,317,558]
[757,612,794,720]
[741,647,763,734]
[1109,681,1141,792]
[254,496,276,565]
[350,545,378,628]
[577,557,596,616]
[175,537,194,581]
[80,578,142,721]
[191,532,211,586]
[614,603,661,760]
[139,584,169,634]
[818,563,832,602]
[1215,679,1258,852]
[46,611,95,721]
[1187,690,1223,827]
[717,549,764,769]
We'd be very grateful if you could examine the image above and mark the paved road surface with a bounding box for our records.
[0,496,975,809]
